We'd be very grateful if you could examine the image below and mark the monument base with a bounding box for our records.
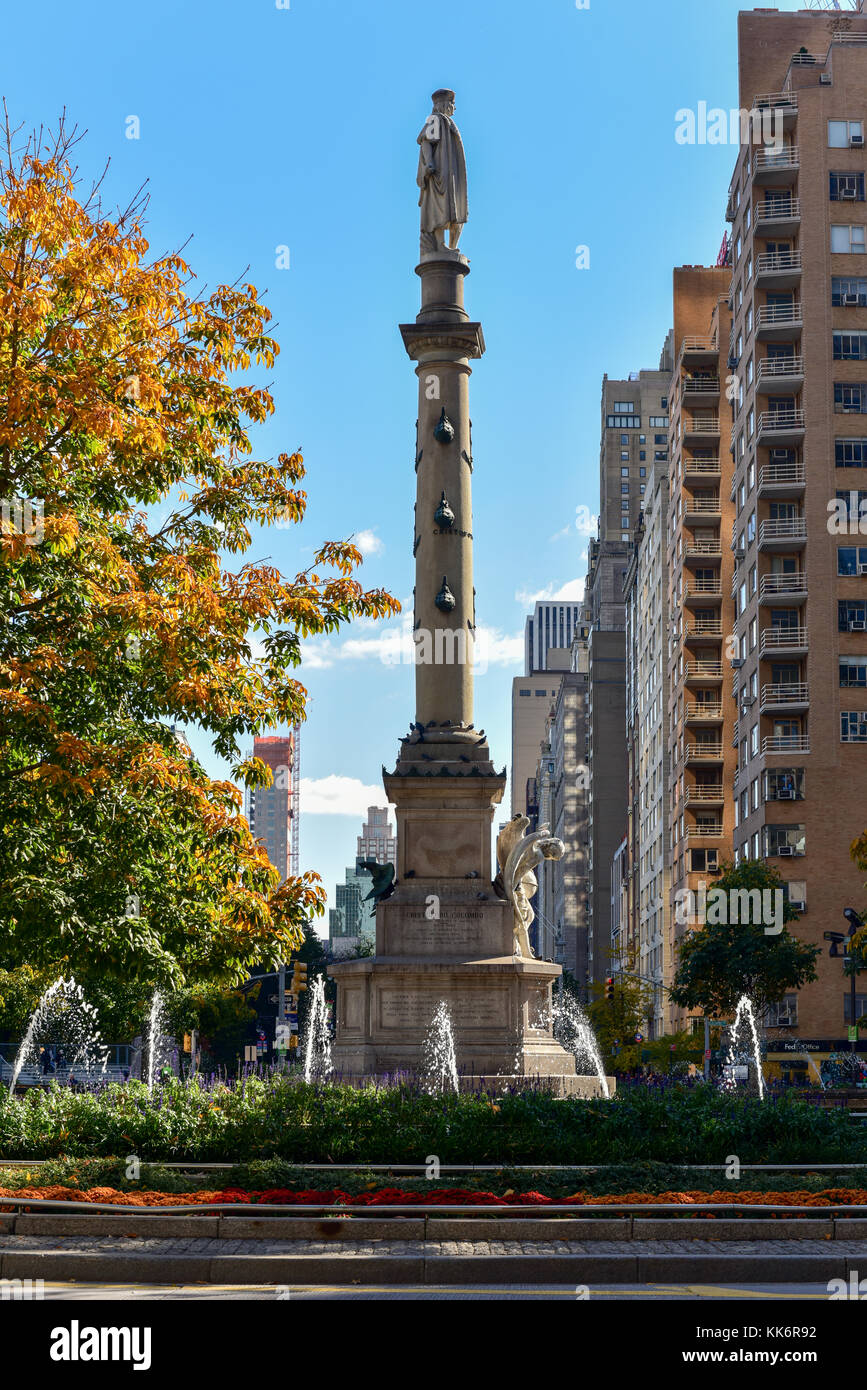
[328,896,610,1095]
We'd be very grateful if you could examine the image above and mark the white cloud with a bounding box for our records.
[515,577,585,607]
[475,625,524,667]
[354,529,384,557]
[301,775,394,817]
[548,524,572,543]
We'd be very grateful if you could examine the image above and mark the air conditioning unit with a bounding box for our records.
[778,845,794,857]
[859,564,867,576]
[777,788,794,800]
[850,134,864,147]
[851,620,867,631]
[706,850,720,873]
[843,293,860,306]
[732,657,745,668]
[841,188,858,201]
[789,900,806,914]
[743,694,756,706]
[820,74,832,87]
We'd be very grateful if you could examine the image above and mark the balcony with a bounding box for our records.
[756,302,803,341]
[756,356,804,394]
[682,375,721,406]
[754,198,801,236]
[760,626,808,658]
[756,408,805,446]
[684,784,725,807]
[757,460,805,497]
[683,415,721,443]
[684,661,723,684]
[758,516,807,550]
[762,735,811,756]
[761,682,809,713]
[755,251,802,291]
[683,495,722,523]
[685,702,724,725]
[684,578,722,604]
[685,621,724,645]
[683,456,721,484]
[751,145,800,185]
[685,538,723,561]
[732,717,740,748]
[680,336,718,367]
[685,743,724,765]
[752,91,798,128]
[759,571,807,603]
[684,822,725,842]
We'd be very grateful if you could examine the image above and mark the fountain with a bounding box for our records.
[721,995,765,1100]
[302,976,333,1084]
[8,977,109,1092]
[551,995,611,1100]
[145,989,173,1089]
[422,1001,459,1095]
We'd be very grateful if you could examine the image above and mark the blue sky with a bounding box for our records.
[3,0,812,929]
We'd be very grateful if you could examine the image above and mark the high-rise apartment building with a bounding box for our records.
[624,461,672,1036]
[328,807,395,956]
[722,8,867,1045]
[666,267,736,1031]
[247,733,294,882]
[510,646,573,818]
[524,601,582,675]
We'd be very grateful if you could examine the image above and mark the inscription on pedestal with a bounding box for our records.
[378,986,508,1031]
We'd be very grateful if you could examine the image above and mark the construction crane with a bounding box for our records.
[290,721,300,876]
[806,1,862,11]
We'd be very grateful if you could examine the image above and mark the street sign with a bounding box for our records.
[849,1025,859,1042]
[275,1024,292,1045]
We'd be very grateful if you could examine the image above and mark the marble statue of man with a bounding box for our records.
[417,89,468,255]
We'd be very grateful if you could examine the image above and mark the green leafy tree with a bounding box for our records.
[670,859,818,1020]
[587,949,655,1071]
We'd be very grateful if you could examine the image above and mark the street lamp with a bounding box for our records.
[844,909,865,1054]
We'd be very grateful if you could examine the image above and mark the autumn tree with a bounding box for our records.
[0,116,398,991]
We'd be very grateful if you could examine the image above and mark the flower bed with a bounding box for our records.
[2,1184,866,1209]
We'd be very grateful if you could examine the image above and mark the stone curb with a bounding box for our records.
[2,1213,864,1241]
[1,1246,859,1285]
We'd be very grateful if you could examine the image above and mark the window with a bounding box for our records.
[621,482,630,494]
[831,224,867,254]
[621,466,629,476]
[747,510,756,544]
[649,416,669,427]
[654,434,666,445]
[835,489,867,523]
[839,599,867,630]
[614,402,635,413]
[829,119,864,148]
[837,439,867,466]
[639,467,646,478]
[841,656,867,687]
[844,994,867,1023]
[621,451,630,461]
[766,768,804,801]
[765,996,799,1028]
[833,277,867,307]
[838,546,867,575]
[834,333,867,360]
[842,711,867,742]
[750,723,759,757]
[654,450,667,462]
[639,450,646,461]
[534,690,547,697]
[830,171,866,201]
[607,415,640,429]
[835,383,867,414]
[764,824,805,856]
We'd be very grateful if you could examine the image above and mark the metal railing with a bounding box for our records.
[684,497,722,515]
[753,91,798,110]
[756,251,802,277]
[762,735,810,755]
[686,579,722,595]
[757,408,805,434]
[761,682,809,710]
[760,571,807,598]
[760,626,808,653]
[686,702,723,720]
[757,355,804,383]
[684,785,724,803]
[753,146,800,175]
[682,376,721,394]
[754,198,801,222]
[684,416,721,434]
[758,461,805,490]
[683,457,721,474]
[759,517,807,544]
[757,302,803,329]
[684,662,723,680]
[685,743,724,762]
[686,539,723,556]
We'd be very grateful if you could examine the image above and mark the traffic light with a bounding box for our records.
[605,976,615,1002]
[290,961,308,994]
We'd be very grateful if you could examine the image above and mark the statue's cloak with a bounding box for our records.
[417,113,468,232]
